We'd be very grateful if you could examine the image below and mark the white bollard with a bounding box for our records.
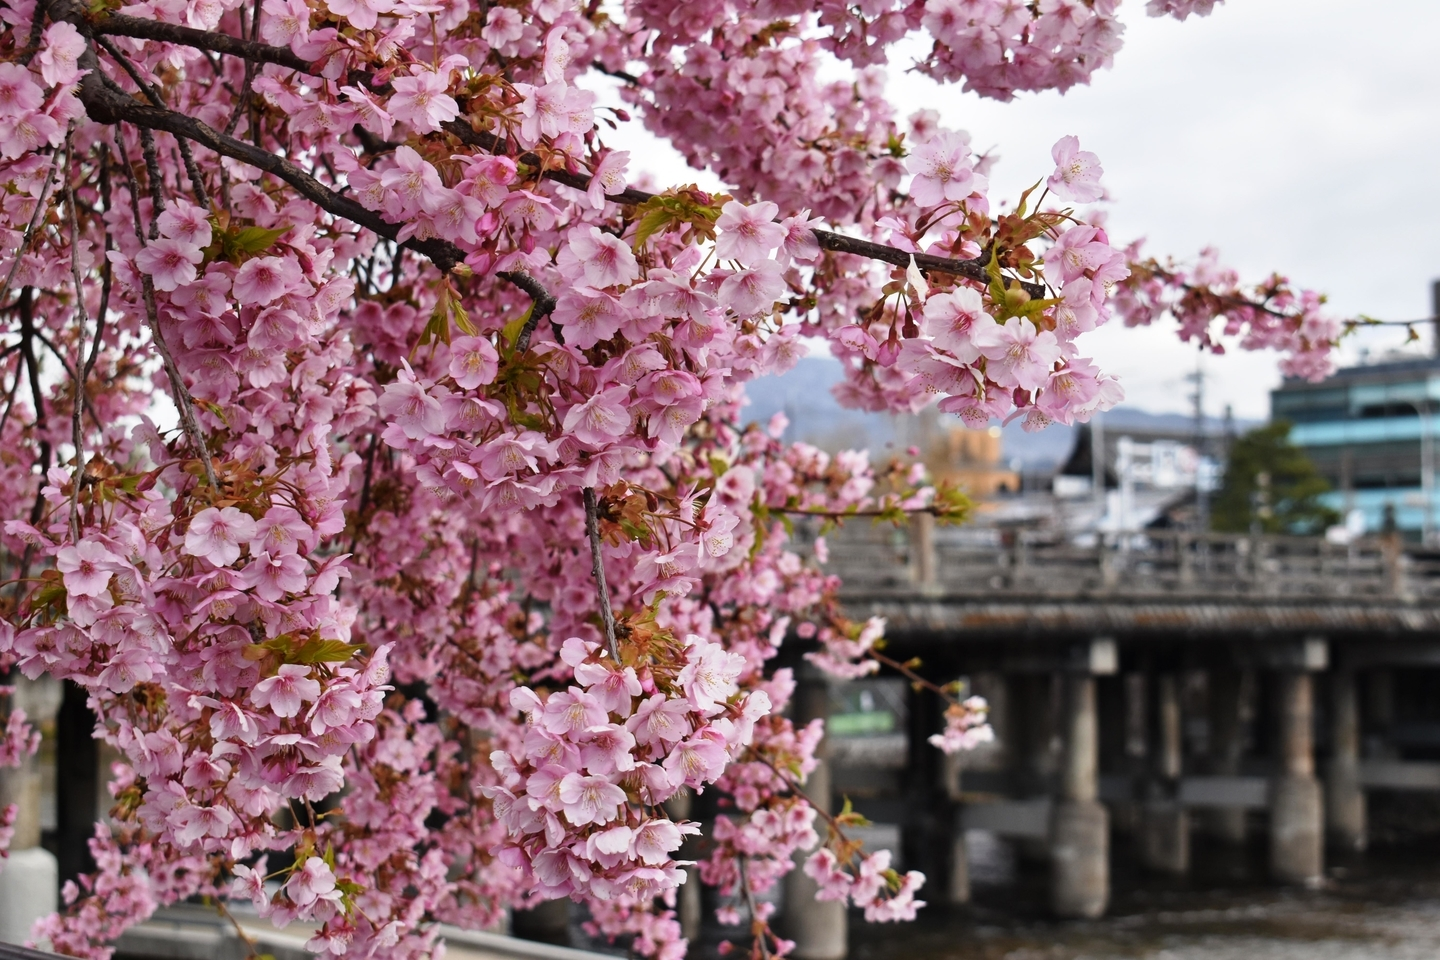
[0,845,59,945]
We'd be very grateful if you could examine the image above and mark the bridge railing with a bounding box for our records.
[811,520,1440,600]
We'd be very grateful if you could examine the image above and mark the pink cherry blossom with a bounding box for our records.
[243,550,308,601]
[566,226,640,288]
[715,200,785,265]
[233,256,301,305]
[448,336,499,389]
[908,130,980,207]
[184,507,259,567]
[972,317,1063,391]
[0,64,41,117]
[1047,135,1104,203]
[55,540,117,597]
[718,260,787,317]
[587,151,630,210]
[562,386,632,445]
[323,0,392,30]
[389,70,460,134]
[252,664,323,718]
[134,239,202,292]
[557,773,627,826]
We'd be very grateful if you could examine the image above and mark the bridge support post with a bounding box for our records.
[782,675,846,960]
[1202,668,1249,844]
[1138,673,1189,875]
[1325,670,1366,852]
[1051,674,1108,918]
[1271,671,1323,885]
[0,678,60,947]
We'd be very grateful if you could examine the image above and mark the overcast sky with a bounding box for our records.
[600,0,1440,420]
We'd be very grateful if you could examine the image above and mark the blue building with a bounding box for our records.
[1272,354,1440,538]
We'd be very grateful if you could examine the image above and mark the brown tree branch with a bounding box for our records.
[90,13,315,74]
[582,486,620,662]
[438,120,1042,296]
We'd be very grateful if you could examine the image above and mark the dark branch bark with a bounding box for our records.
[59,18,469,273]
[90,13,315,74]
[498,270,557,353]
[94,36,213,210]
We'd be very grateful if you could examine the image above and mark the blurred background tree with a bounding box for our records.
[1212,422,1339,535]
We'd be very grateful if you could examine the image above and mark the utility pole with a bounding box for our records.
[1092,413,1107,528]
[1186,357,1209,532]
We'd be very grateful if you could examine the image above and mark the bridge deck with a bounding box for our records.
[822,524,1440,639]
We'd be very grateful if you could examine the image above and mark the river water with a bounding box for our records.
[848,836,1440,960]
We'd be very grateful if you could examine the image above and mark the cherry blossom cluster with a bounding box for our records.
[930,695,993,755]
[488,634,759,903]
[1115,245,1340,381]
[0,0,1350,957]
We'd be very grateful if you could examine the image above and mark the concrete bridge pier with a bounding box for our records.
[1138,673,1189,875]
[1271,670,1323,885]
[0,677,60,946]
[1325,669,1366,852]
[782,674,846,960]
[1050,673,1108,918]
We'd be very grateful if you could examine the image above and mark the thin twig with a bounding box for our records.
[94,36,213,210]
[212,898,262,960]
[0,147,62,313]
[582,486,620,662]
[63,128,90,541]
[0,350,24,440]
[738,857,772,960]
[123,135,218,488]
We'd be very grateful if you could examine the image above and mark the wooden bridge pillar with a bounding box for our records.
[1325,669,1366,852]
[782,675,846,960]
[1271,671,1323,885]
[1138,673,1189,875]
[1050,674,1108,918]
[1202,668,1250,844]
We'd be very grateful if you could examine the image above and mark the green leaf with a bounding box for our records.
[501,305,533,354]
[451,300,478,336]
[1013,179,1043,219]
[290,638,365,664]
[630,189,727,250]
[232,225,288,255]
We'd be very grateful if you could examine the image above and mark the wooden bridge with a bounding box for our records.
[769,522,1440,949]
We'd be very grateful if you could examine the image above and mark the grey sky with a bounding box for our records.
[601,0,1440,421]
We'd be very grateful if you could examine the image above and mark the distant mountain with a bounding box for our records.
[739,357,1257,473]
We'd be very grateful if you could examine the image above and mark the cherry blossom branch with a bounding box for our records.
[89,12,314,74]
[742,746,849,839]
[0,146,61,314]
[93,36,213,210]
[440,119,1046,297]
[582,486,621,662]
[737,856,772,960]
[116,130,220,489]
[496,270,557,353]
[53,10,470,274]
[864,648,959,706]
[63,129,89,540]
[66,10,1038,302]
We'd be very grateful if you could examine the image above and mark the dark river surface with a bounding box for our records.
[848,835,1440,960]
